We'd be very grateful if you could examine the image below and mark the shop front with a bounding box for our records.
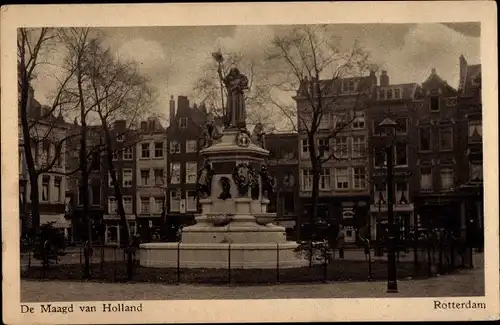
[369,203,415,243]
[414,194,462,232]
[136,216,164,242]
[103,214,137,246]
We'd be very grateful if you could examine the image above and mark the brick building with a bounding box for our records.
[456,56,483,245]
[265,132,300,239]
[102,120,139,245]
[135,117,167,241]
[413,68,462,231]
[295,73,376,244]
[166,96,207,235]
[367,71,422,242]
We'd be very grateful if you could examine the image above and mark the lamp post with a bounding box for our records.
[379,117,398,293]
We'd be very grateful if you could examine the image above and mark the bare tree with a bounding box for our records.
[85,36,155,279]
[17,28,81,240]
[265,25,376,266]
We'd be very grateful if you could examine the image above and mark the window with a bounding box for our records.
[393,88,401,99]
[154,198,164,214]
[470,162,483,182]
[54,149,62,168]
[430,96,440,112]
[123,196,133,214]
[374,150,386,167]
[335,168,349,189]
[186,140,197,153]
[42,141,50,165]
[154,142,164,158]
[301,169,313,191]
[318,113,331,129]
[317,138,330,157]
[91,183,100,206]
[112,150,120,161]
[301,139,310,157]
[170,190,181,211]
[420,168,432,191]
[116,135,124,142]
[395,118,407,134]
[170,141,180,154]
[283,172,295,187]
[319,168,331,190]
[343,80,356,92]
[122,147,133,160]
[333,113,347,129]
[122,169,133,187]
[446,98,457,107]
[374,182,386,203]
[333,137,348,159]
[396,182,409,204]
[440,168,454,191]
[386,88,393,100]
[352,111,365,129]
[352,167,366,189]
[395,143,407,166]
[140,169,150,186]
[179,117,188,128]
[419,127,431,151]
[140,197,150,214]
[141,143,150,158]
[439,127,453,150]
[54,177,61,203]
[108,197,118,214]
[378,88,386,100]
[127,221,136,236]
[41,176,50,201]
[186,190,197,211]
[468,120,482,139]
[351,136,365,158]
[170,163,181,184]
[154,169,164,185]
[185,162,197,184]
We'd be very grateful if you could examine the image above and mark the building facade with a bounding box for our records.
[456,56,483,246]
[19,86,71,240]
[295,74,376,244]
[166,96,206,236]
[413,68,462,231]
[367,72,422,242]
[265,132,300,239]
[135,117,167,242]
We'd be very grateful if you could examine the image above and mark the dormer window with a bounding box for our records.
[387,89,393,100]
[116,135,124,142]
[343,80,356,92]
[179,117,188,128]
[378,88,385,100]
[430,96,440,112]
[393,88,401,99]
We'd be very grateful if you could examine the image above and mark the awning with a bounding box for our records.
[40,214,71,229]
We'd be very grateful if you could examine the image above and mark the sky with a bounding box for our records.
[31,22,480,129]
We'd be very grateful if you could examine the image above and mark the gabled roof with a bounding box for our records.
[375,83,419,101]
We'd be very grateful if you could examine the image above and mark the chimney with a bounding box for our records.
[431,68,437,76]
[380,70,389,86]
[458,55,468,90]
[141,121,148,130]
[169,95,176,122]
[177,95,190,112]
[369,70,377,86]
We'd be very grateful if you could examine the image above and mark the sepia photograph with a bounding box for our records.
[2,2,499,324]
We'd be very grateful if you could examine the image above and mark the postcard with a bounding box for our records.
[2,2,499,324]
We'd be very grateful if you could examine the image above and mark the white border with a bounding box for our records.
[2,2,499,324]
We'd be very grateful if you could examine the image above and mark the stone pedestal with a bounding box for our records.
[140,129,306,269]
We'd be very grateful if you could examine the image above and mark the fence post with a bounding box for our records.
[79,246,82,265]
[426,235,432,277]
[113,246,117,282]
[413,230,418,276]
[276,242,280,284]
[438,234,443,275]
[176,241,181,285]
[28,249,31,268]
[323,243,328,283]
[366,239,372,281]
[228,242,231,284]
[100,246,104,277]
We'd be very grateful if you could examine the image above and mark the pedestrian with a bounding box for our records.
[337,225,345,259]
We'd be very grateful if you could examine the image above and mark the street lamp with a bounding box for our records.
[378,117,398,293]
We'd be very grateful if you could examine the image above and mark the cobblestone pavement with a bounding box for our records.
[21,253,485,302]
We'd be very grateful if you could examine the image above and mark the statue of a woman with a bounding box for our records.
[218,66,249,129]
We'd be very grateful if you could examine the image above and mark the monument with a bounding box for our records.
[140,56,306,269]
